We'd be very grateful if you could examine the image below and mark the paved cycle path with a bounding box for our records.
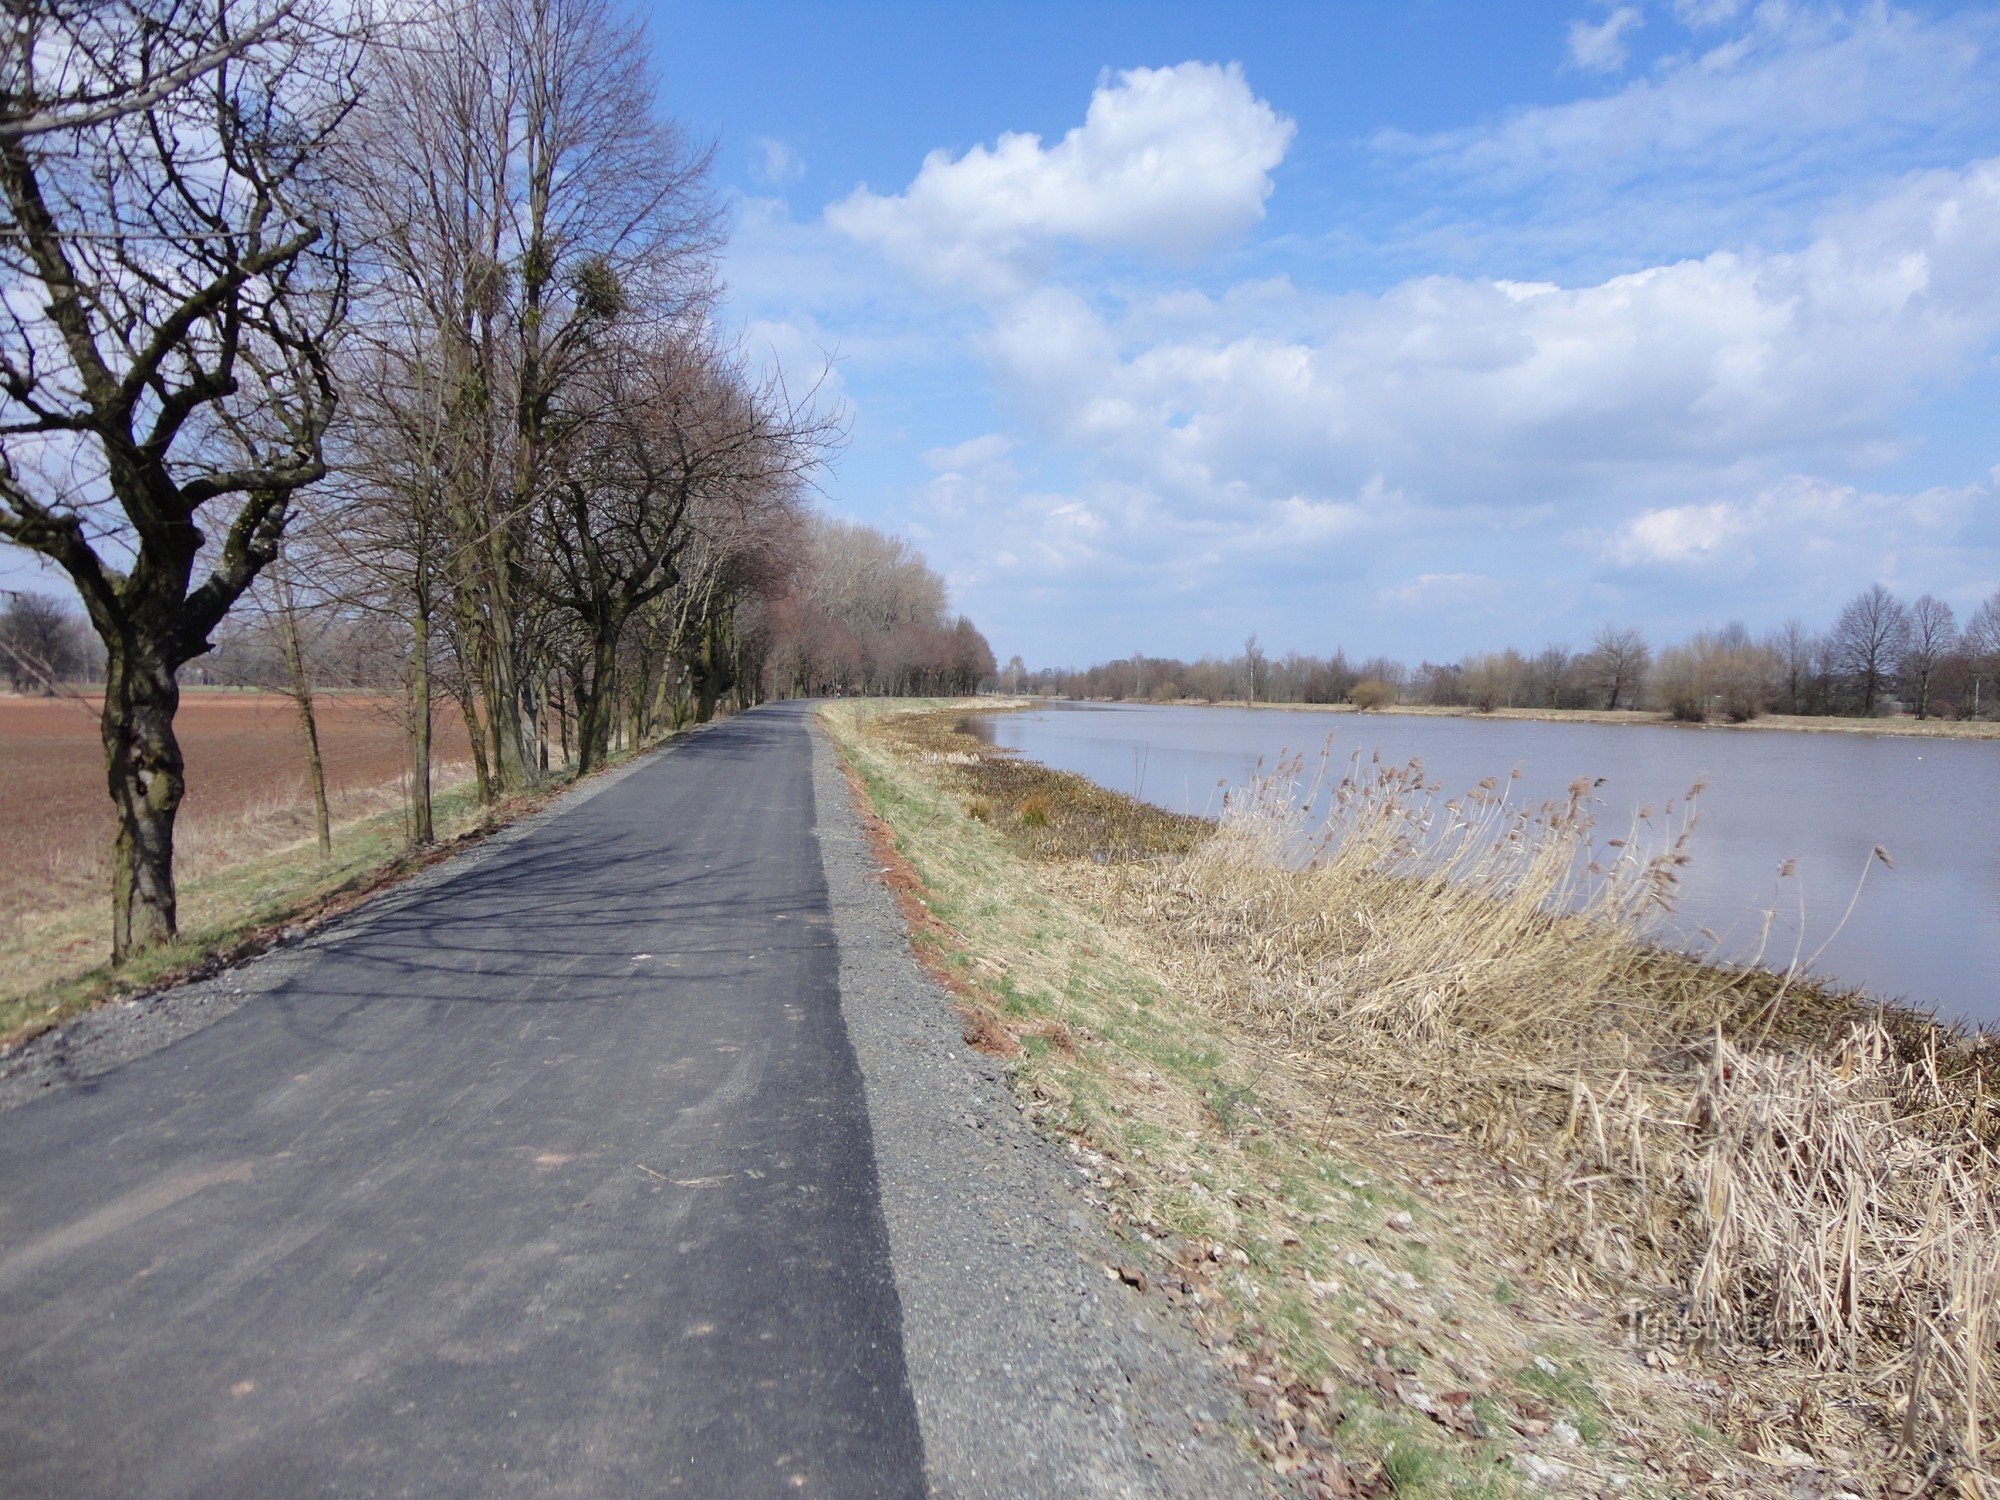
[0,702,925,1498]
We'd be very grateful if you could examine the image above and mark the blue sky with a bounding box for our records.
[653,0,2000,667]
[7,2,1992,671]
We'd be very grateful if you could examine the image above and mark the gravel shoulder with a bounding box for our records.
[809,715,1269,1499]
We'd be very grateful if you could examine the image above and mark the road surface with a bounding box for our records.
[0,704,925,1498]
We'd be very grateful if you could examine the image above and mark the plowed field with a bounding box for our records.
[0,691,452,932]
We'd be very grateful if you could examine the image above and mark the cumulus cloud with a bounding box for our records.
[828,62,1294,293]
[1568,6,1644,73]
[1605,474,1983,571]
[979,160,2000,522]
[901,155,2000,656]
[744,29,2000,658]
[1608,499,1751,565]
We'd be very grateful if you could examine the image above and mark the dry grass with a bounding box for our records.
[1129,737,2000,1488]
[0,698,673,1047]
[0,767,493,1047]
[834,700,1999,1497]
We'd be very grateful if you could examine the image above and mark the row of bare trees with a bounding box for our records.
[760,517,993,697]
[0,0,991,964]
[1024,584,2000,723]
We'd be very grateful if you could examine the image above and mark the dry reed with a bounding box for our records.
[1127,740,1998,1483]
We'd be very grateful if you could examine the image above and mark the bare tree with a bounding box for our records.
[1966,591,2000,718]
[1899,594,1957,721]
[0,587,88,690]
[313,339,459,840]
[539,330,825,769]
[1829,584,1911,718]
[264,551,333,857]
[1581,625,1650,710]
[1462,649,1526,712]
[1241,633,1265,706]
[0,0,364,958]
[337,0,719,795]
[1764,619,1819,716]
[758,515,992,701]
[1529,642,1575,709]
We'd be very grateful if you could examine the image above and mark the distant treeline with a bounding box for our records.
[1006,583,2000,722]
[3,514,992,708]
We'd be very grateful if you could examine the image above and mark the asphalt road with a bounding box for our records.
[0,703,926,1499]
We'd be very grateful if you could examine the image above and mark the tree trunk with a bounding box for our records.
[275,581,332,859]
[481,625,532,792]
[101,644,184,962]
[408,609,434,845]
[537,676,551,773]
[574,629,620,774]
[555,676,571,769]
[457,683,493,805]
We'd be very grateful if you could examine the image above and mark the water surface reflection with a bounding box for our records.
[968,703,1999,1029]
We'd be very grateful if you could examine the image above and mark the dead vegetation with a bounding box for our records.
[1138,739,1998,1483]
[838,702,1998,1496]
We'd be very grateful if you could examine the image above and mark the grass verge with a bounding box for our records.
[824,699,1997,1499]
[1,739,668,1050]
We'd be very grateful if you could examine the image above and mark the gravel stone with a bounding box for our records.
[810,718,1268,1498]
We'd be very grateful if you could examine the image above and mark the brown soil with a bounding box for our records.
[0,691,456,928]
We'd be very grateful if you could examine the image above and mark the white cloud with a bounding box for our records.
[1672,0,1747,27]
[1387,572,1502,608]
[1384,4,1992,212]
[1609,499,1750,564]
[923,432,1016,473]
[916,432,1023,527]
[892,155,2000,660]
[1606,473,1983,571]
[828,62,1294,294]
[750,137,805,189]
[1568,6,1644,73]
[740,316,848,411]
[750,25,2000,659]
[977,160,2000,525]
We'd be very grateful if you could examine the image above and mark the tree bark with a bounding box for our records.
[574,627,620,774]
[408,609,435,845]
[101,644,184,962]
[480,607,533,792]
[274,578,333,859]
[457,682,494,805]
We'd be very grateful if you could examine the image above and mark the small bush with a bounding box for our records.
[1348,678,1397,711]
[1017,792,1052,828]
[1663,691,1707,723]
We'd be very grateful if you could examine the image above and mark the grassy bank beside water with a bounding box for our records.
[824,699,1998,1498]
[1089,697,2000,740]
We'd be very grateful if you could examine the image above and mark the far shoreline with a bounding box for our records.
[1028,695,2000,741]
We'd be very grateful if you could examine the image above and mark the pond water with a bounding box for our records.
[967,702,2000,1030]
